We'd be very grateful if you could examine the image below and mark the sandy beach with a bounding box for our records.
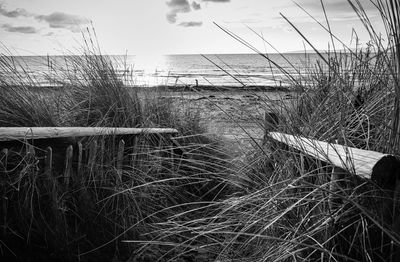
[140,87,296,158]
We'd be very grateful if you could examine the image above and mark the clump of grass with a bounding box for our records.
[0,37,234,262]
[149,0,400,261]
[50,40,142,127]
[0,53,68,127]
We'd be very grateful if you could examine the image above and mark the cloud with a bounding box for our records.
[44,31,55,37]
[166,0,192,23]
[0,4,89,33]
[166,13,178,23]
[2,23,37,34]
[35,12,90,33]
[179,21,203,27]
[192,1,201,10]
[166,0,191,9]
[202,0,230,2]
[0,4,32,18]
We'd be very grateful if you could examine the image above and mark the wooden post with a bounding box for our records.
[300,153,305,176]
[263,111,279,145]
[157,134,163,171]
[370,155,400,260]
[132,136,139,166]
[371,155,400,223]
[77,142,83,177]
[45,146,58,215]
[64,145,73,188]
[45,147,53,177]
[26,142,35,156]
[117,139,125,183]
[1,148,8,172]
[169,133,176,165]
[2,195,7,235]
[88,140,98,173]
[328,167,343,212]
[99,138,105,177]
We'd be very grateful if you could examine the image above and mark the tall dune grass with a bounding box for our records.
[0,38,235,261]
[1,0,399,261]
[145,0,400,261]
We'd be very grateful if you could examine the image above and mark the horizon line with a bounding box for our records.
[6,50,345,57]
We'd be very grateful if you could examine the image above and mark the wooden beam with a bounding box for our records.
[268,132,388,179]
[0,127,179,141]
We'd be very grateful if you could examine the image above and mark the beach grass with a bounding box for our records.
[1,0,400,261]
[137,0,400,261]
[0,37,235,261]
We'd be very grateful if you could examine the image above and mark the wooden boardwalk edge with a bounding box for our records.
[0,127,179,141]
[268,131,391,180]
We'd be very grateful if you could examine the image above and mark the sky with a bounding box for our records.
[0,0,385,55]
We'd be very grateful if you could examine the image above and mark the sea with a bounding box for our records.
[4,53,328,88]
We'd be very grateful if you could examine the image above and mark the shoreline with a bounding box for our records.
[12,84,292,93]
[149,84,291,92]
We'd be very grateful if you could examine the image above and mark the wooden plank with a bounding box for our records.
[268,132,388,179]
[0,127,179,141]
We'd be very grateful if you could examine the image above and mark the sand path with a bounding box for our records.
[159,89,294,159]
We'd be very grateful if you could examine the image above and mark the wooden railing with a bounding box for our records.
[0,127,179,185]
[266,130,400,258]
[268,132,389,180]
[0,127,178,141]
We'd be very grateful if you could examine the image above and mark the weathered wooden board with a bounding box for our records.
[0,127,178,141]
[268,132,388,179]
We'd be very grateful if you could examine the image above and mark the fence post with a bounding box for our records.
[263,111,279,145]
[371,155,400,236]
[1,147,10,236]
[45,147,53,177]
[88,140,98,174]
[45,146,58,215]
[169,133,176,165]
[26,142,35,156]
[1,148,8,172]
[77,142,83,177]
[2,194,7,235]
[117,139,125,183]
[64,145,73,188]
[131,136,139,167]
[328,166,343,212]
[99,138,105,177]
[157,133,164,171]
[1,148,8,233]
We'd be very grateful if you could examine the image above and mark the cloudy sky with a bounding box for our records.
[0,0,384,55]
